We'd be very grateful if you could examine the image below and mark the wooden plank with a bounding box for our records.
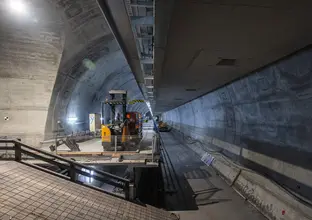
[57,151,141,157]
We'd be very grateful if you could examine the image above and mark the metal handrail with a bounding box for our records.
[0,139,130,200]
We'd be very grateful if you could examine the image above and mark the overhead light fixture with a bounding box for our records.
[67,117,78,124]
[83,59,96,70]
[7,0,28,16]
[146,101,153,116]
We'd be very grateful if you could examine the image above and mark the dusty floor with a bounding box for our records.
[160,132,267,220]
[41,123,155,153]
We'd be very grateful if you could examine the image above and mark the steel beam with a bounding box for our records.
[137,36,153,39]
[130,2,153,8]
[96,0,145,94]
[144,76,154,80]
[141,58,153,64]
[131,16,154,25]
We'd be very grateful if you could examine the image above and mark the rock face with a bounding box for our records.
[163,47,312,202]
[0,0,148,146]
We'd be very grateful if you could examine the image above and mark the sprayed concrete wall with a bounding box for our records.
[162,47,312,202]
[0,1,64,146]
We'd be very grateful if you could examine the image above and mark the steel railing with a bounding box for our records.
[0,139,130,200]
[151,133,160,163]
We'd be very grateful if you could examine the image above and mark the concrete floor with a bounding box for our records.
[41,128,155,153]
[161,132,267,220]
[36,124,158,166]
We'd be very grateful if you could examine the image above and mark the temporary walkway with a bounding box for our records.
[0,161,176,220]
[37,121,159,167]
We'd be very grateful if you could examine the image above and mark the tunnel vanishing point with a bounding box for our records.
[2,0,312,219]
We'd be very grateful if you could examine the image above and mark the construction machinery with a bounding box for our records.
[158,121,170,132]
[101,90,142,151]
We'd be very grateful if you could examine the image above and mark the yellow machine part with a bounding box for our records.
[101,125,111,143]
[121,126,129,143]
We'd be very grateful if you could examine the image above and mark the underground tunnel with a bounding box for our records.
[1,0,312,220]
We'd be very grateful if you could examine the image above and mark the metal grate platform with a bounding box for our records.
[0,161,176,220]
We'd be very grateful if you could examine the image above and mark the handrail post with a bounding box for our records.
[124,181,130,200]
[69,163,77,182]
[15,142,21,162]
[5,138,8,158]
[54,132,57,155]
[115,136,117,153]
[157,133,160,153]
[152,135,155,163]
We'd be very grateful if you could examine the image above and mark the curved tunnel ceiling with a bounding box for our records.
[0,0,149,144]
[0,0,65,145]
[44,0,149,138]
[155,0,312,113]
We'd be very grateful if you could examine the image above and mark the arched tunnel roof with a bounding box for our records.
[45,0,149,138]
[2,0,312,211]
[0,0,149,144]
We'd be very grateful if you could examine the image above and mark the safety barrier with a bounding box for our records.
[41,130,99,144]
[0,139,130,200]
[102,133,160,153]
[104,135,144,152]
[152,133,160,163]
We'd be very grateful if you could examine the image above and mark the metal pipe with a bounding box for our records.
[101,101,105,124]
[152,135,155,162]
[122,93,127,121]
[115,136,117,153]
